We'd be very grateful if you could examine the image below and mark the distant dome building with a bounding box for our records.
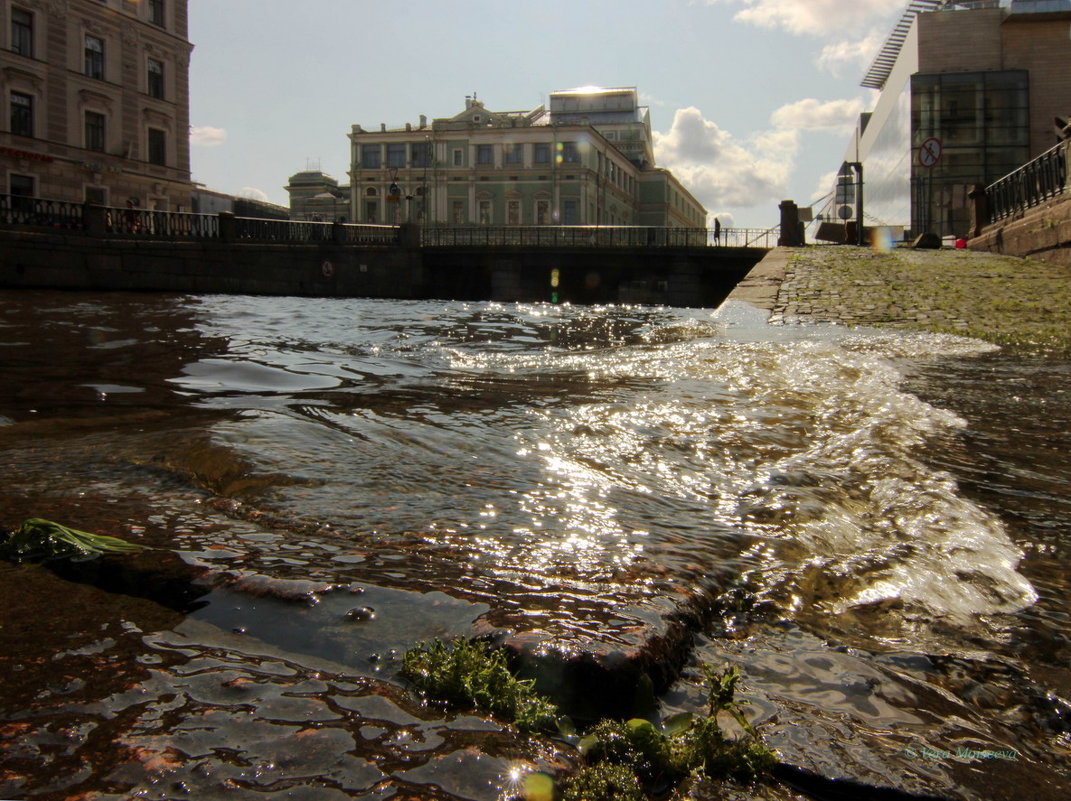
[286,170,351,222]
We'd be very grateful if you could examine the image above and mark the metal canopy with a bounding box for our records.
[860,0,946,90]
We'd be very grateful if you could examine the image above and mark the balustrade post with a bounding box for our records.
[218,211,236,243]
[968,184,989,238]
[778,199,802,247]
[398,222,421,249]
[1065,140,1071,193]
[83,203,108,237]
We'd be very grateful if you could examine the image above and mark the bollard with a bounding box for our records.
[218,211,236,243]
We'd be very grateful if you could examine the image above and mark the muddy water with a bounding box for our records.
[0,291,1068,800]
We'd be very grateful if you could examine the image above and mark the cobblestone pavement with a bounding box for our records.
[769,246,1071,350]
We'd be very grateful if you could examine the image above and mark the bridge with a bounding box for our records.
[0,197,774,307]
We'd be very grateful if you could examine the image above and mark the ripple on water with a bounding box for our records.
[1,293,1067,800]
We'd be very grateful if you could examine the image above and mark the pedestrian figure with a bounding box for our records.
[713,217,721,245]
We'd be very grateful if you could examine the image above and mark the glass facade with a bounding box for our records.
[859,90,914,231]
[910,70,1029,237]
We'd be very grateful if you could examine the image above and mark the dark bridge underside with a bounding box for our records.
[422,245,766,307]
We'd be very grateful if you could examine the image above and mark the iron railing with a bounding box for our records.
[231,217,399,244]
[986,141,1068,222]
[0,197,772,250]
[718,226,777,248]
[422,225,773,249]
[337,223,400,246]
[234,216,335,242]
[105,207,219,238]
[0,195,84,229]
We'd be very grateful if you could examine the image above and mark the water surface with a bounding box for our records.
[0,291,1068,800]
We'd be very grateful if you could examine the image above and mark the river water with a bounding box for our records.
[0,291,1068,800]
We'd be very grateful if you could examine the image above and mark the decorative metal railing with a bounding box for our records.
[0,197,772,250]
[986,142,1068,222]
[422,225,773,249]
[104,207,219,238]
[0,195,84,229]
[719,226,778,248]
[336,223,399,246]
[234,216,335,242]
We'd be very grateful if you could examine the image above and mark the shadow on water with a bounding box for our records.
[1,292,1070,799]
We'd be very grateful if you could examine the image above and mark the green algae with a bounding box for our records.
[400,638,560,734]
[0,518,150,563]
[401,639,777,799]
[564,665,777,798]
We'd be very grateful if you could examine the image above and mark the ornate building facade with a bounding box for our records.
[348,88,707,228]
[1,0,192,209]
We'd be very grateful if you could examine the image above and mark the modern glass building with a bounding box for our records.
[827,0,1071,240]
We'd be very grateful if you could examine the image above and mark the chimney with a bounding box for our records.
[380,123,386,132]
[406,123,412,131]
[419,114,427,129]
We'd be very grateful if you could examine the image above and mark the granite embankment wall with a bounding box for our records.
[968,193,1071,268]
[0,228,422,298]
[0,228,765,307]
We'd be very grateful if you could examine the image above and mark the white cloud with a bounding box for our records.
[654,106,798,212]
[190,126,228,147]
[816,32,886,77]
[239,187,269,202]
[770,97,865,131]
[708,0,904,37]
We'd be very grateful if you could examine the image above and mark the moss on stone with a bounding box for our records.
[779,246,1071,352]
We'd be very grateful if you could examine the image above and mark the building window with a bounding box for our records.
[85,186,107,204]
[452,199,464,223]
[364,201,377,223]
[9,172,34,196]
[452,148,462,166]
[148,0,165,26]
[411,141,431,168]
[478,199,491,224]
[504,144,523,164]
[361,143,381,169]
[562,198,578,224]
[534,143,550,164]
[476,144,493,165]
[561,142,579,163]
[10,92,33,137]
[387,143,406,168]
[11,8,33,58]
[536,199,549,224]
[507,199,520,225]
[85,111,105,151]
[147,128,166,165]
[84,35,104,80]
[147,58,164,99]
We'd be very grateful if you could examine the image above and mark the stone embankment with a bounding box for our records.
[730,245,1071,350]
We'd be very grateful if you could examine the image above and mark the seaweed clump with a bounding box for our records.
[401,639,777,799]
[401,638,559,734]
[0,518,150,563]
[563,665,777,799]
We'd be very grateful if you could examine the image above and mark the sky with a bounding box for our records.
[188,0,910,229]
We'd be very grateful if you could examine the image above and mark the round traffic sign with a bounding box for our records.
[919,137,942,168]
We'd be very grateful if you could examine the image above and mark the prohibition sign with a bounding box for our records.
[919,137,942,168]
